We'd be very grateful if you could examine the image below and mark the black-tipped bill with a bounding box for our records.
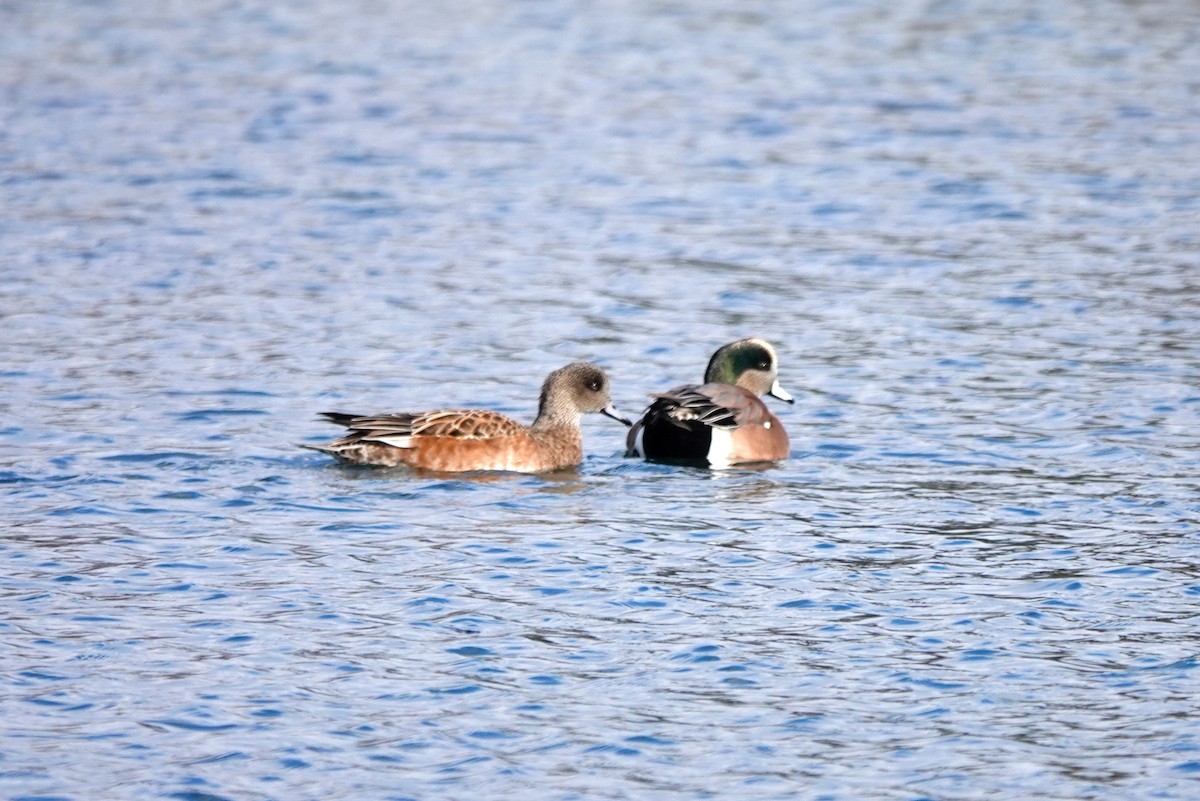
[769,379,795,404]
[602,402,633,427]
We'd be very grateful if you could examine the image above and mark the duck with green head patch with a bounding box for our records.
[626,338,793,467]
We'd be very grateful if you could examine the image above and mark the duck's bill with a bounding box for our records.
[769,380,795,404]
[602,403,633,427]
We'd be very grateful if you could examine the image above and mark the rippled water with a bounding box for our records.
[3,1,1199,799]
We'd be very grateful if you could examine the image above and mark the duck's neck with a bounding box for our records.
[531,394,582,431]
[532,419,583,443]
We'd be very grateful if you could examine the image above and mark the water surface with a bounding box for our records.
[2,1,1199,800]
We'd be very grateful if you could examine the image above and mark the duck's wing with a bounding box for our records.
[407,409,526,439]
[643,383,755,430]
[319,409,525,448]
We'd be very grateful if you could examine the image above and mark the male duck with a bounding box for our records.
[626,338,793,467]
[309,362,630,473]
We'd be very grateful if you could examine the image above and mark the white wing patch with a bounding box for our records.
[370,435,414,449]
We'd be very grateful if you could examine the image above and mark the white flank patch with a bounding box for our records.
[632,425,646,458]
[707,428,735,469]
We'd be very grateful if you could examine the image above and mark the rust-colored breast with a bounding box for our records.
[726,408,790,463]
[400,426,583,473]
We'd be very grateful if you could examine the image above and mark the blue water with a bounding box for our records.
[3,1,1199,799]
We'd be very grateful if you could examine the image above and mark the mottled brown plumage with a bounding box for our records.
[308,362,629,473]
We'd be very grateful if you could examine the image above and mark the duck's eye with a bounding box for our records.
[587,380,601,391]
[757,361,770,370]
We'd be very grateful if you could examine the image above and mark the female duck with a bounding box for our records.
[311,362,629,473]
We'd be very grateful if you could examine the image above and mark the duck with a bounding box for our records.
[626,338,793,467]
[308,362,630,473]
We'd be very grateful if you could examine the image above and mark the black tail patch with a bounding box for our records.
[319,412,360,427]
[640,403,712,463]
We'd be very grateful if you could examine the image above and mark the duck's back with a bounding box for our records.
[628,383,788,466]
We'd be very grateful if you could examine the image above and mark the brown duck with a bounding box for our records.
[309,362,630,473]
